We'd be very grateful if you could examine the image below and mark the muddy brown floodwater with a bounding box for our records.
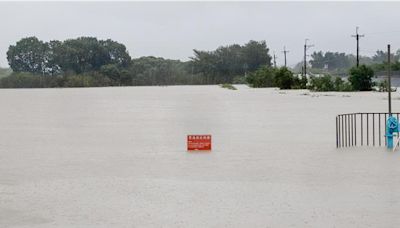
[1,85,400,227]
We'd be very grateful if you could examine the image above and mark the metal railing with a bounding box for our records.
[336,112,400,148]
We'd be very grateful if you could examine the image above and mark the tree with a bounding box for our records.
[55,37,127,74]
[45,40,63,75]
[310,51,325,69]
[101,39,131,67]
[242,40,272,71]
[190,40,272,84]
[7,37,48,74]
[190,50,218,83]
[8,37,132,75]
[348,65,374,91]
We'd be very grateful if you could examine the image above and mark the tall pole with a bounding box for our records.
[282,46,289,67]
[388,44,392,116]
[273,52,277,68]
[304,43,306,76]
[303,39,314,76]
[356,32,359,67]
[386,44,395,150]
[351,26,364,67]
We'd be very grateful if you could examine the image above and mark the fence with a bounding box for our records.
[336,112,400,148]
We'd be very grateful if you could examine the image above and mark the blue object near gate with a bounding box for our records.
[386,116,399,149]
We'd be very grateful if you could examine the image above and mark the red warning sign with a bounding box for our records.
[187,135,212,151]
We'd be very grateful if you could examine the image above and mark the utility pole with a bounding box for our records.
[282,46,289,67]
[273,51,277,68]
[388,44,392,116]
[351,26,364,67]
[303,39,314,77]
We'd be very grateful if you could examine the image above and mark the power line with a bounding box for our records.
[366,30,400,36]
[351,26,365,67]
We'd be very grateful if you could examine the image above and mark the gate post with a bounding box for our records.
[386,116,398,149]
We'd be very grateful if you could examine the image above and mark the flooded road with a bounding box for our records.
[1,85,400,227]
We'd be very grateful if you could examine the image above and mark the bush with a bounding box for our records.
[377,80,396,92]
[246,66,305,89]
[308,75,334,91]
[348,65,374,91]
[246,66,275,88]
[64,75,94,87]
[0,71,118,88]
[0,72,62,88]
[293,75,308,89]
[273,67,294,89]
[308,75,353,92]
[334,77,353,91]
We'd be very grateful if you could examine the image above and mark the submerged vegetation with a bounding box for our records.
[245,66,307,90]
[220,84,237,90]
[307,75,353,92]
[246,64,375,92]
[305,65,374,92]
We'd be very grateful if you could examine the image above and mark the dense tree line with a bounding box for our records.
[2,37,271,88]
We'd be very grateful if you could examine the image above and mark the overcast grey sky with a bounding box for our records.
[0,1,400,67]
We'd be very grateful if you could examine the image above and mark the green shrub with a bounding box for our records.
[335,78,353,91]
[0,72,58,88]
[274,67,294,89]
[246,66,307,90]
[308,75,334,91]
[348,65,374,91]
[246,66,275,88]
[292,75,308,89]
[308,75,353,92]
